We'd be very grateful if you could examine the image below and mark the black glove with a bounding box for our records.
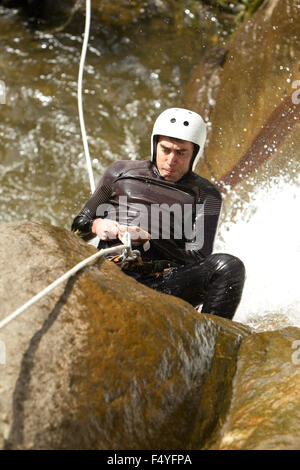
[71,214,94,234]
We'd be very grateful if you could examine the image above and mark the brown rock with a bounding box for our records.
[184,0,300,186]
[0,221,250,449]
[210,327,300,450]
[185,315,252,449]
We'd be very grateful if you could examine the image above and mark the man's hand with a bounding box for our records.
[92,218,119,240]
[118,224,150,244]
[92,219,150,244]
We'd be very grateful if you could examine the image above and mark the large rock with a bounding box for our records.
[210,327,300,450]
[1,222,300,450]
[184,0,300,188]
[0,221,250,449]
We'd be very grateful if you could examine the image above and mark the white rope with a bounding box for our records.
[0,242,130,330]
[77,0,95,193]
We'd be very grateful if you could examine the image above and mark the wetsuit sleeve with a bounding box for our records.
[71,161,122,235]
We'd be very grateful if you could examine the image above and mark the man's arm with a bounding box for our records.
[71,162,118,236]
[71,160,151,243]
[71,182,112,236]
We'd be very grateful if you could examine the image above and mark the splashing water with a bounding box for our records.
[215,173,300,329]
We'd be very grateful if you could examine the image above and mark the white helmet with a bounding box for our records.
[151,107,207,171]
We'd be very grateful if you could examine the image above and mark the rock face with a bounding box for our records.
[1,222,300,449]
[0,221,251,450]
[184,0,300,187]
[211,327,300,450]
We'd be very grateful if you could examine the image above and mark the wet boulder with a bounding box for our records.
[210,326,300,450]
[0,221,250,450]
[1,222,300,450]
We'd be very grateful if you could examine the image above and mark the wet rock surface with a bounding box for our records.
[211,327,300,450]
[1,222,299,450]
[0,222,250,449]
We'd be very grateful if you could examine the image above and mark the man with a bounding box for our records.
[71,108,245,319]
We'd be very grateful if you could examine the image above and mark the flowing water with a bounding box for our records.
[216,171,300,329]
[0,5,299,330]
[0,5,222,225]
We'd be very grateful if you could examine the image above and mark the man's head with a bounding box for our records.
[151,107,207,180]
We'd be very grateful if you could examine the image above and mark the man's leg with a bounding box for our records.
[199,254,245,319]
[137,253,245,320]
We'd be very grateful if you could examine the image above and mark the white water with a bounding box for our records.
[215,174,300,329]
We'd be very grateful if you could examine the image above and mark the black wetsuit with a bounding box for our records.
[71,160,245,319]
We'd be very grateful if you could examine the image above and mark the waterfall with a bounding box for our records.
[215,172,300,328]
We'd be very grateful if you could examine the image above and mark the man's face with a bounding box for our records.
[156,136,194,182]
